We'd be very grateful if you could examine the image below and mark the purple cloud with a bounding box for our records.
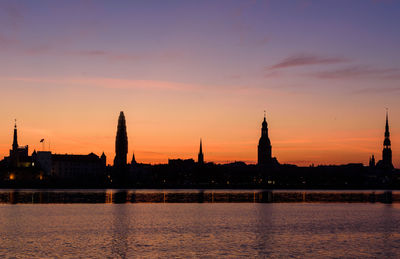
[311,65,400,80]
[269,54,350,70]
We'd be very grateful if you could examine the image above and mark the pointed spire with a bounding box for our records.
[261,111,268,133]
[198,138,204,164]
[384,109,391,147]
[12,119,18,150]
[131,151,137,165]
[381,108,393,170]
[385,108,389,137]
[369,154,375,167]
[258,111,272,165]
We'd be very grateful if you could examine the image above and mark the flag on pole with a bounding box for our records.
[40,139,44,143]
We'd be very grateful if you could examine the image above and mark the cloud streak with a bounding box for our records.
[68,49,183,62]
[352,86,400,94]
[311,65,400,80]
[269,54,350,70]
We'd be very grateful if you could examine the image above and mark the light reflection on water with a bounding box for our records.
[1,203,400,258]
[0,189,399,204]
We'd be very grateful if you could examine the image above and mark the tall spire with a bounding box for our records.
[384,109,391,147]
[12,119,18,150]
[114,111,128,168]
[198,138,204,164]
[380,109,393,170]
[258,112,272,165]
[385,108,389,138]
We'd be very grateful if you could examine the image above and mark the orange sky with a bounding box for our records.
[0,76,399,167]
[1,1,400,167]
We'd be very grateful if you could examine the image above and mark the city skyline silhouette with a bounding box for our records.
[1,110,396,169]
[1,110,397,189]
[2,2,400,258]
[1,1,400,167]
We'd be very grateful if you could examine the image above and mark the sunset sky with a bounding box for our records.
[1,0,400,167]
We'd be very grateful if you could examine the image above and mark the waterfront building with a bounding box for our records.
[7,121,31,168]
[376,111,394,170]
[33,151,52,175]
[34,151,106,179]
[258,113,272,165]
[51,153,106,179]
[114,111,128,168]
[2,121,41,181]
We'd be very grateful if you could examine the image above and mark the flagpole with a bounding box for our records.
[40,139,45,151]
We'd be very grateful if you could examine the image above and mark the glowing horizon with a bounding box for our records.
[1,1,400,167]
[1,109,397,167]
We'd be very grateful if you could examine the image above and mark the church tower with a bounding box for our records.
[12,120,18,150]
[258,112,272,165]
[382,110,393,169]
[9,120,29,168]
[198,139,204,164]
[114,111,128,168]
[131,152,137,165]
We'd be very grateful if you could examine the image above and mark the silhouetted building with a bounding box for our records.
[369,155,375,168]
[33,151,52,175]
[131,152,137,165]
[376,111,394,170]
[1,121,43,181]
[198,139,204,164]
[101,152,107,166]
[114,111,128,168]
[168,159,195,167]
[258,113,272,165]
[5,121,32,168]
[51,153,106,179]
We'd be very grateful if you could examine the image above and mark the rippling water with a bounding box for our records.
[1,199,400,258]
[0,189,399,204]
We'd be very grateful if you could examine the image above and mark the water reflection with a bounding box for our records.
[111,200,130,258]
[380,203,396,258]
[254,203,274,257]
[0,190,400,204]
[1,202,400,258]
